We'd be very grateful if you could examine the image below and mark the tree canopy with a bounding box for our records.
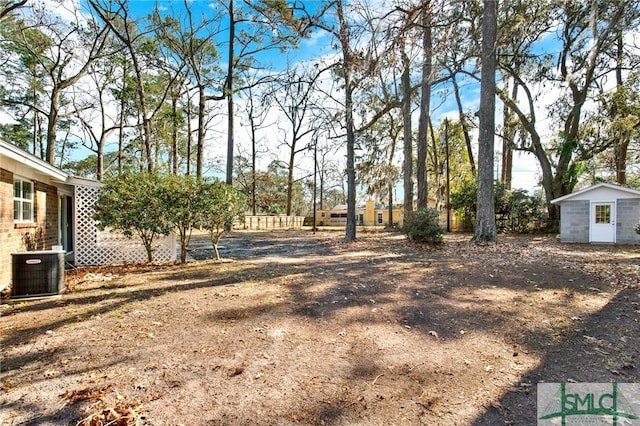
[2,0,640,239]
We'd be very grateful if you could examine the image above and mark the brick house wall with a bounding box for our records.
[34,180,59,248]
[559,200,590,243]
[0,140,179,293]
[0,167,59,291]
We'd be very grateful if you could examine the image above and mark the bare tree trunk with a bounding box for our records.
[251,119,257,216]
[186,96,192,176]
[171,93,179,175]
[132,51,153,172]
[387,182,394,228]
[118,75,126,176]
[614,32,627,185]
[428,117,440,208]
[473,0,497,243]
[91,1,153,172]
[286,148,295,216]
[32,75,39,156]
[33,110,39,157]
[416,2,432,210]
[501,75,516,190]
[45,87,60,164]
[451,72,476,176]
[0,0,27,22]
[97,137,104,181]
[224,0,235,185]
[196,84,206,179]
[401,43,414,216]
[615,141,628,185]
[336,0,357,241]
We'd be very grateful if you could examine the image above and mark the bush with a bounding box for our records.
[200,181,246,260]
[94,173,171,262]
[635,222,640,235]
[450,178,546,233]
[94,173,246,263]
[402,208,444,245]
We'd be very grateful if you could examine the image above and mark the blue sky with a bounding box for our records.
[26,0,543,192]
[127,0,543,191]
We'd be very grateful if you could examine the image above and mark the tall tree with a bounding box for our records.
[0,13,47,154]
[416,1,432,210]
[239,84,270,215]
[336,0,358,240]
[2,3,110,165]
[500,74,517,190]
[312,0,401,240]
[211,0,315,185]
[428,119,473,216]
[309,0,360,240]
[90,0,156,171]
[608,28,640,185]
[272,63,329,216]
[71,57,121,180]
[473,0,497,243]
[495,0,640,220]
[91,1,182,172]
[152,1,222,178]
[400,38,414,217]
[584,72,640,185]
[438,1,481,177]
[451,69,477,177]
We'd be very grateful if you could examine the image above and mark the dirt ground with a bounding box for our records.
[1,230,640,425]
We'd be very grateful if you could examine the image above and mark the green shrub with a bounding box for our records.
[402,208,444,245]
[94,172,171,262]
[200,181,246,260]
[450,178,546,233]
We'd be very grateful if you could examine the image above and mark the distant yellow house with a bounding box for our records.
[313,200,400,227]
[313,199,462,231]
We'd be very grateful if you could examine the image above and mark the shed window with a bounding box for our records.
[594,205,611,224]
[14,177,34,222]
[377,213,383,224]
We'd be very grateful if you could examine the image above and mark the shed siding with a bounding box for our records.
[560,200,589,243]
[616,199,640,244]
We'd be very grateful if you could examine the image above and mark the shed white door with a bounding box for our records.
[590,202,615,243]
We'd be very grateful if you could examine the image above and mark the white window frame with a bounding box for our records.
[14,176,34,223]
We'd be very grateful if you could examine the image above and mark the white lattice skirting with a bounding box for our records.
[74,184,176,265]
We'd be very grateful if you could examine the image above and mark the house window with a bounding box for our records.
[14,177,34,222]
[377,213,383,224]
[594,204,611,224]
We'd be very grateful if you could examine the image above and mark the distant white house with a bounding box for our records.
[551,183,640,244]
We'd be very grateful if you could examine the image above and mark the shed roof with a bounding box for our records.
[551,182,640,204]
[0,139,68,181]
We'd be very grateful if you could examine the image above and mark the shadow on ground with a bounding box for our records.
[2,231,639,424]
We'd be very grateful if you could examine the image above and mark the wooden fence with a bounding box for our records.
[240,215,305,230]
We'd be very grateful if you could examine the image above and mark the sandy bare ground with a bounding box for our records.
[1,230,640,425]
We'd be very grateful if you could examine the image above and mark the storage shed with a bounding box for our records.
[551,183,640,244]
